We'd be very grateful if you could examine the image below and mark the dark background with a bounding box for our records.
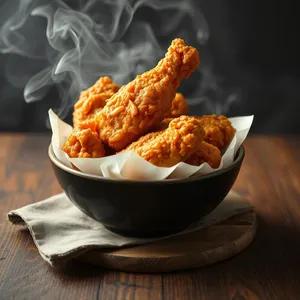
[0,0,299,133]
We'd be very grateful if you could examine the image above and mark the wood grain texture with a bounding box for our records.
[1,134,300,299]
[79,211,256,273]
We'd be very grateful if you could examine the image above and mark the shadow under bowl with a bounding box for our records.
[48,144,245,238]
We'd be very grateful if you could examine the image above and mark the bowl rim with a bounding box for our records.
[48,143,245,185]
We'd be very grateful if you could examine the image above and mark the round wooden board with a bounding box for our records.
[79,200,256,273]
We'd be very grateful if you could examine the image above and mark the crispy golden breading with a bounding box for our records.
[62,127,105,158]
[73,76,119,127]
[96,38,200,151]
[166,93,189,118]
[185,141,221,168]
[196,115,236,151]
[121,116,205,167]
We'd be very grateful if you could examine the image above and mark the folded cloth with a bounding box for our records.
[7,191,252,267]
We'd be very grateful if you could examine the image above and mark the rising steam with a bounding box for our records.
[0,0,238,122]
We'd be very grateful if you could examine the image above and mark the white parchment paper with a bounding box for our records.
[49,109,253,180]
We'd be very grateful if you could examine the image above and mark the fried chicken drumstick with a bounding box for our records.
[121,116,205,167]
[73,76,119,127]
[95,38,200,151]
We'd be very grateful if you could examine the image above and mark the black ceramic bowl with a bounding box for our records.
[49,144,245,237]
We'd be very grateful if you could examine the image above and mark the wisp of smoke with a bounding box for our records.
[0,0,238,123]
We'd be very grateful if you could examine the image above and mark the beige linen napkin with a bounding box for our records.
[7,191,252,267]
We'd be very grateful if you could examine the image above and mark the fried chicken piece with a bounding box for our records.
[73,76,119,127]
[62,125,105,158]
[156,114,235,151]
[185,141,221,168]
[165,93,189,118]
[121,116,205,167]
[196,115,236,151]
[96,38,200,151]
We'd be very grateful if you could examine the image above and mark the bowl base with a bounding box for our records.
[104,225,188,238]
[79,210,257,273]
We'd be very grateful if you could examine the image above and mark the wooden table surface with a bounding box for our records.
[1,133,300,300]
